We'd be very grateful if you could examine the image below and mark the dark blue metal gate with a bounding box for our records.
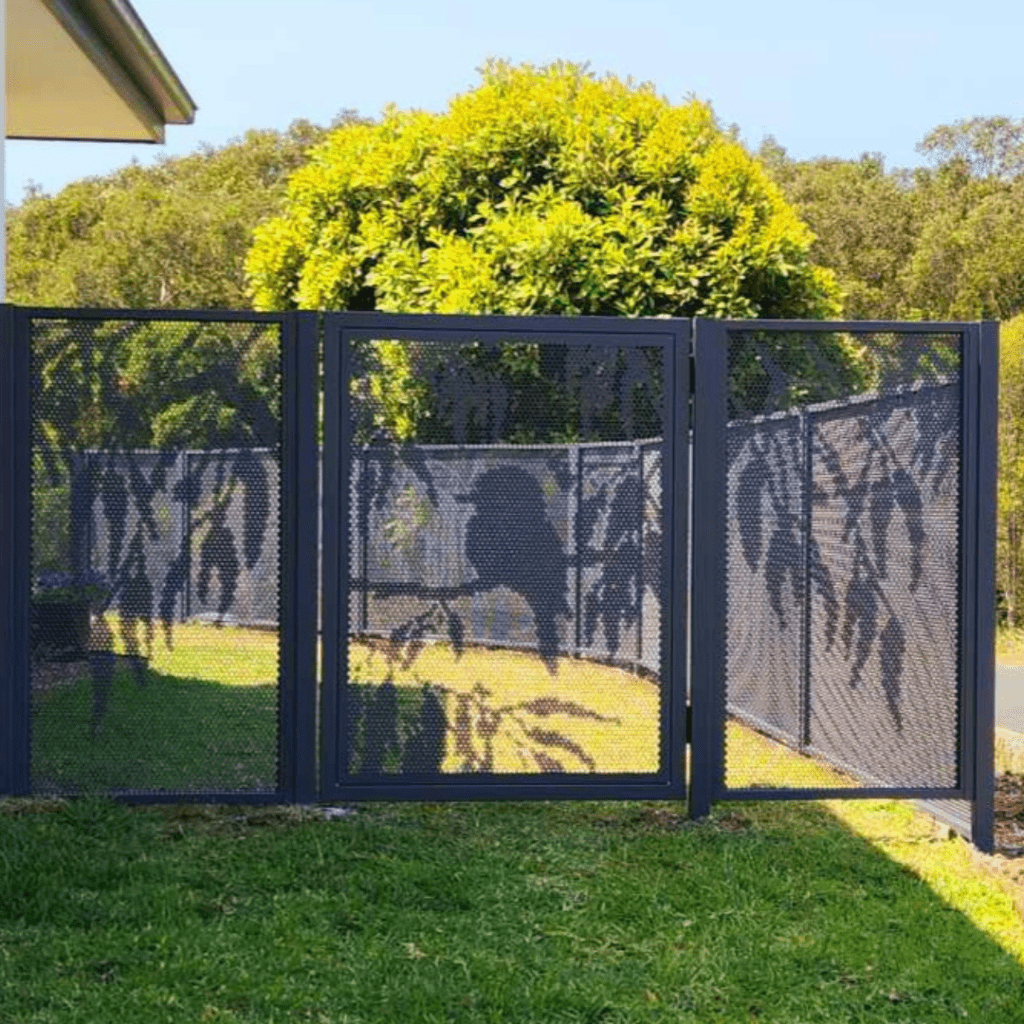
[689,319,997,849]
[0,307,997,849]
[318,313,690,801]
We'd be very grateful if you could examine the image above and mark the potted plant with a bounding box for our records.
[31,570,110,661]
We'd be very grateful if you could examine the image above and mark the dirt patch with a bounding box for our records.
[31,654,148,695]
[995,774,1024,855]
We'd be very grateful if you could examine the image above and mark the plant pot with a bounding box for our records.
[31,600,91,661]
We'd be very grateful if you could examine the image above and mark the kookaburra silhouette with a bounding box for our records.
[457,466,571,671]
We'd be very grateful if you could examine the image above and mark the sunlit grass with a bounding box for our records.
[825,798,1024,968]
[350,639,660,773]
[98,613,279,686]
[724,719,858,790]
[997,624,1024,666]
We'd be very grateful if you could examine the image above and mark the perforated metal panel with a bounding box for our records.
[720,328,964,793]
[27,314,285,797]
[320,315,687,800]
[4,310,993,847]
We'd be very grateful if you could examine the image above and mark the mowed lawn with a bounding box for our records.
[3,795,1024,1024]
[10,618,1024,1022]
[31,618,662,791]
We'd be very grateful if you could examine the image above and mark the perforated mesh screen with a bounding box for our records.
[343,337,666,777]
[724,330,962,791]
[29,317,283,795]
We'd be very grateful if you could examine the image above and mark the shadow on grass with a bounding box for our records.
[3,796,1024,1021]
[31,666,278,795]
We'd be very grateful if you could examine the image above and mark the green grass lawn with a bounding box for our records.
[2,796,1024,1024]
[10,620,1024,1021]
[31,619,663,792]
[31,617,280,794]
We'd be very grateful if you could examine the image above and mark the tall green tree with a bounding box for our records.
[917,116,1024,182]
[899,164,1024,322]
[756,139,919,319]
[246,61,846,440]
[8,114,369,310]
[999,313,1024,626]
[762,117,1024,324]
[249,62,839,321]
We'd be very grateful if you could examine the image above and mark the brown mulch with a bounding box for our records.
[995,773,1024,856]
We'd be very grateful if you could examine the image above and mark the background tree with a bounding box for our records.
[999,313,1024,627]
[756,139,918,319]
[763,116,1024,324]
[8,113,370,310]
[899,168,1024,321]
[916,116,1024,182]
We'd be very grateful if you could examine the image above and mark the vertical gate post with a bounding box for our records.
[319,314,344,797]
[969,321,998,852]
[1,304,31,795]
[668,321,690,804]
[689,318,728,819]
[573,444,583,658]
[279,310,320,804]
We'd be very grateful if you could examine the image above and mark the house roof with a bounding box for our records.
[7,0,197,142]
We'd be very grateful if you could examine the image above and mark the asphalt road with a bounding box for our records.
[996,666,1024,733]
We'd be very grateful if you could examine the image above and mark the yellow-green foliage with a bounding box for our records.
[246,60,841,321]
[1000,313,1024,625]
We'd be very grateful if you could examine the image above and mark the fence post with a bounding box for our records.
[173,450,187,623]
[69,452,89,588]
[689,318,728,819]
[279,310,320,804]
[970,321,998,852]
[1,305,31,795]
[181,451,194,622]
[574,444,583,659]
[359,446,370,635]
[800,409,813,752]
[636,441,644,676]
[319,313,345,797]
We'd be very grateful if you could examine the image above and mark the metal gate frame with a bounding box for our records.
[1,305,320,805]
[688,319,998,851]
[318,312,691,802]
[1,307,997,851]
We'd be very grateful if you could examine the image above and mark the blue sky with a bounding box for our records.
[7,0,1024,202]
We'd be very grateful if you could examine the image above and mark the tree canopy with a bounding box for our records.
[999,313,1024,626]
[245,61,851,443]
[762,116,1024,323]
[7,114,369,310]
[10,67,1024,632]
[246,61,840,322]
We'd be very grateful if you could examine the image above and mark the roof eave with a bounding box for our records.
[30,0,197,143]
